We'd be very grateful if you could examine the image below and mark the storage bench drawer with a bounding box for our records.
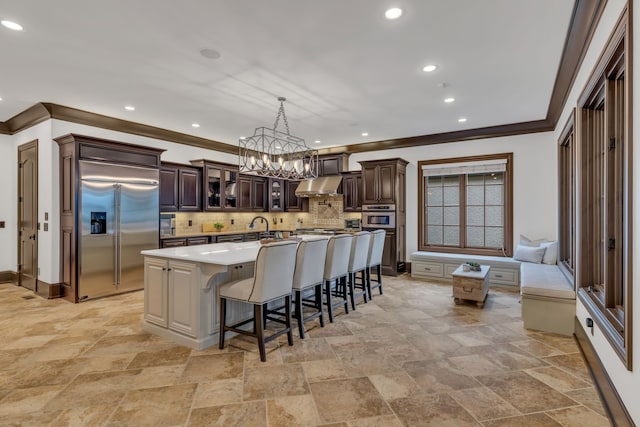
[412,261,444,279]
[490,268,518,286]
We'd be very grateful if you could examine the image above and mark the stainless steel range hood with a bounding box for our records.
[295,176,343,197]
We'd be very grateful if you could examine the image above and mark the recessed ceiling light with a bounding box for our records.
[315,140,321,144]
[385,7,403,20]
[124,105,135,111]
[422,64,437,73]
[239,136,246,140]
[1,20,23,31]
[200,48,221,59]
[444,97,455,103]
[0,97,3,101]
[458,118,467,123]
[192,123,200,128]
[361,132,369,137]
[275,145,282,149]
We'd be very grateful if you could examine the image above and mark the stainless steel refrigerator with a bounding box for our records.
[79,161,159,300]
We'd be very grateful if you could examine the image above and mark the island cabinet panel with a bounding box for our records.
[168,261,199,338]
[144,258,168,327]
[212,263,254,334]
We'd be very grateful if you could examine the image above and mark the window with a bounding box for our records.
[575,9,631,369]
[418,153,513,257]
[558,111,575,276]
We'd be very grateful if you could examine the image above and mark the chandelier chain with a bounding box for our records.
[273,98,291,135]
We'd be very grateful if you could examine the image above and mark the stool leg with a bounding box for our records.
[377,265,383,295]
[285,295,294,346]
[255,304,266,362]
[366,268,373,300]
[325,280,334,323]
[294,291,304,339]
[349,273,357,310]
[361,271,368,303]
[219,297,227,349]
[342,276,349,314]
[316,283,325,328]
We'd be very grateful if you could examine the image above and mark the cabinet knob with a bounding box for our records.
[162,267,166,271]
[495,274,503,278]
[167,268,172,271]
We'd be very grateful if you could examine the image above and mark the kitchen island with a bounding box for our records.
[141,241,263,350]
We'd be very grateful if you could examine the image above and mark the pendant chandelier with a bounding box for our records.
[239,97,318,180]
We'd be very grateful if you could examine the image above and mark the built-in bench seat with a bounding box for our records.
[520,262,575,336]
[410,251,521,288]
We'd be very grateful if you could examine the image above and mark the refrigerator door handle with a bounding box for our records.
[114,184,122,287]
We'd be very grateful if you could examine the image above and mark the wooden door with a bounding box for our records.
[362,166,378,203]
[252,178,267,211]
[178,167,201,211]
[18,141,38,291]
[159,166,179,211]
[377,164,395,203]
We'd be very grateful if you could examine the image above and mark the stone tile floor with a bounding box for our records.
[0,275,610,426]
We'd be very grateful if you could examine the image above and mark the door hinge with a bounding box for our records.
[608,137,616,151]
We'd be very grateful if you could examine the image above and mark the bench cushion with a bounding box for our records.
[520,263,574,300]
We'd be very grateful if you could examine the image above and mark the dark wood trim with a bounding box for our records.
[546,0,607,124]
[417,153,513,256]
[36,280,62,299]
[0,271,18,283]
[0,0,608,155]
[574,318,634,426]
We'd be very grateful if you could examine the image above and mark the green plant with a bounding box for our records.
[213,222,224,231]
[465,261,480,267]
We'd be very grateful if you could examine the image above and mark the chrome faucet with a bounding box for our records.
[249,216,270,235]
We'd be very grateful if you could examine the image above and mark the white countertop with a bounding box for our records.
[142,235,329,265]
[142,241,261,265]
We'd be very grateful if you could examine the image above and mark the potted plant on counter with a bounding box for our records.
[213,222,224,232]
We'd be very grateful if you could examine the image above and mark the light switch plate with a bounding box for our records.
[44,223,48,231]
[0,221,4,228]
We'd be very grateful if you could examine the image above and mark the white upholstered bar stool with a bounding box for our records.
[366,229,386,300]
[347,231,371,310]
[323,234,353,323]
[218,240,298,362]
[292,237,329,339]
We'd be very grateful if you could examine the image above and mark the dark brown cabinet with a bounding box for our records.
[362,162,396,204]
[268,179,285,211]
[190,160,240,210]
[237,176,266,211]
[360,158,408,276]
[160,163,202,212]
[342,172,363,211]
[313,153,349,176]
[285,180,308,212]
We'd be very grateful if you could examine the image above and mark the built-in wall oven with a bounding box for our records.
[361,204,396,228]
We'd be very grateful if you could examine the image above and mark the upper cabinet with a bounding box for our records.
[360,159,408,205]
[285,180,308,212]
[160,162,202,212]
[268,179,285,212]
[313,153,349,176]
[342,171,363,211]
[237,176,267,211]
[191,160,238,210]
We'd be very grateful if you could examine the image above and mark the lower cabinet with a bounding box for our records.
[381,230,397,276]
[144,258,198,337]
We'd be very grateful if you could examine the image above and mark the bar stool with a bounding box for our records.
[292,237,329,339]
[323,234,353,323]
[366,229,386,300]
[218,240,298,362]
[348,231,371,310]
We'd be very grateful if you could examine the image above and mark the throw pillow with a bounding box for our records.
[519,234,549,247]
[540,241,558,265]
[513,244,546,264]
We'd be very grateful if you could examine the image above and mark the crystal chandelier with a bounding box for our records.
[239,97,318,180]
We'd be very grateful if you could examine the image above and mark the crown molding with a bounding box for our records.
[0,0,605,155]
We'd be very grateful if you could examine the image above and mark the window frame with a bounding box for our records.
[558,110,576,281]
[575,7,632,370]
[417,153,513,257]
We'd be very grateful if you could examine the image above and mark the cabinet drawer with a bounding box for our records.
[444,264,459,278]
[411,261,444,278]
[187,236,209,246]
[490,268,518,286]
[161,238,187,248]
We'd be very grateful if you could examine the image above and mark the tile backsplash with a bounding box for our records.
[169,196,361,234]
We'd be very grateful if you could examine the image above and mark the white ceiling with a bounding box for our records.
[0,0,575,149]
